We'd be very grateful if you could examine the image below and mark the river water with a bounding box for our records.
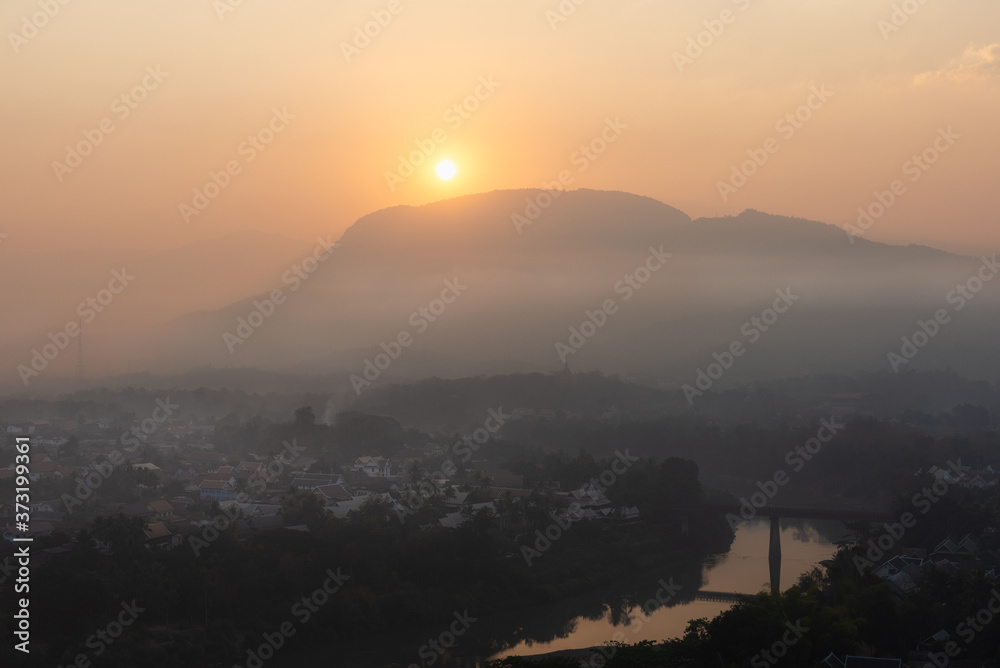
[272,517,847,667]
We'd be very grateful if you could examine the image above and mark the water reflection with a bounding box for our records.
[489,517,848,662]
[271,518,847,667]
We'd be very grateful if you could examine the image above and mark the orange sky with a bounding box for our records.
[2,0,998,256]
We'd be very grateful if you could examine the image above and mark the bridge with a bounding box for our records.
[676,504,891,594]
[679,504,891,524]
[693,590,754,604]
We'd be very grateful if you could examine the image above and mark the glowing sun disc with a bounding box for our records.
[437,160,456,179]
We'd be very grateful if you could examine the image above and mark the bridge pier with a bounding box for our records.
[768,515,781,594]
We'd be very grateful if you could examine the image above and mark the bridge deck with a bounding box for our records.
[693,590,754,603]
[679,504,890,522]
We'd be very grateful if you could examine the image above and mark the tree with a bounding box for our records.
[294,406,316,429]
[60,434,80,460]
[408,461,426,484]
[91,513,146,564]
[280,490,326,527]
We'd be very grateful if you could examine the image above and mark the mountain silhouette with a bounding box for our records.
[7,189,998,391]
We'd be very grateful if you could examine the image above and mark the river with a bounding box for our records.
[271,517,848,667]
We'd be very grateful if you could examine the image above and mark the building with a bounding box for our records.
[199,479,237,501]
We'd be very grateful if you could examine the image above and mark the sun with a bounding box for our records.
[436,160,456,180]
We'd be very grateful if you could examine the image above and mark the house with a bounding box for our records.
[29,499,64,514]
[619,506,640,521]
[291,472,342,490]
[961,471,1000,489]
[221,502,280,518]
[197,467,238,496]
[568,483,612,509]
[872,551,928,595]
[314,484,353,503]
[203,465,236,480]
[199,479,237,501]
[326,497,368,519]
[146,499,175,520]
[927,464,962,485]
[143,522,181,550]
[349,475,397,494]
[354,456,391,477]
[236,461,266,478]
[932,534,983,558]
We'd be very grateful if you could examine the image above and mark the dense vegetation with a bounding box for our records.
[0,456,731,667]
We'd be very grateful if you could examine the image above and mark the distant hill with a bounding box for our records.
[5,189,998,391]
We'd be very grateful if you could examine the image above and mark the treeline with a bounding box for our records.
[497,416,1000,508]
[0,456,731,668]
[492,546,1000,667]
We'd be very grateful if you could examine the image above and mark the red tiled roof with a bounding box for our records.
[314,484,352,502]
[143,522,172,540]
[147,500,174,513]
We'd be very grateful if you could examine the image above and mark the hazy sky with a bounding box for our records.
[2,0,998,256]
